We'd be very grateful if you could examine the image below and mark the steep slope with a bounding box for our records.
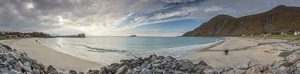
[182,5,300,37]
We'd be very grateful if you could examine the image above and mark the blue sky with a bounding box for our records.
[0,0,300,36]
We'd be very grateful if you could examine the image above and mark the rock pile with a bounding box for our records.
[88,52,300,74]
[0,44,59,74]
[91,54,216,74]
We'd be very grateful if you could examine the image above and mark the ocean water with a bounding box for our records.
[38,36,226,64]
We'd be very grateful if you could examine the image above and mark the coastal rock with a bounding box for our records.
[157,56,165,60]
[116,65,129,74]
[203,69,214,74]
[273,60,289,68]
[149,54,157,62]
[178,59,194,71]
[23,62,32,72]
[286,54,299,64]
[69,70,77,74]
[1,45,12,50]
[197,60,208,66]
[45,65,58,74]
[87,69,100,74]
[109,63,124,73]
[244,66,261,74]
[99,67,111,74]
[140,68,153,74]
[10,70,22,74]
[237,60,251,70]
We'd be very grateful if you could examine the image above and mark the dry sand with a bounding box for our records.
[180,37,283,69]
[4,38,103,73]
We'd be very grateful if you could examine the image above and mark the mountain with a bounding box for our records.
[182,5,300,37]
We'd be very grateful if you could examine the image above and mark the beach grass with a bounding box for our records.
[0,36,7,40]
[243,35,300,40]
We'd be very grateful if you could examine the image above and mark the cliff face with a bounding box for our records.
[182,5,300,37]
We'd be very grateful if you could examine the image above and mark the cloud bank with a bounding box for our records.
[0,0,300,36]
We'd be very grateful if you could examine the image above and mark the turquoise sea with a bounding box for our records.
[38,36,225,64]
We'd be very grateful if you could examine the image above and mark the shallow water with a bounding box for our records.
[39,36,225,64]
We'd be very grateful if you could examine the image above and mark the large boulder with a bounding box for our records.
[23,62,32,72]
[149,54,157,62]
[178,59,194,71]
[286,54,299,64]
[203,69,214,74]
[116,65,129,74]
[109,63,124,73]
[69,70,77,74]
[87,69,99,74]
[244,66,261,74]
[273,60,289,68]
[140,68,153,74]
[45,65,58,74]
[99,67,111,74]
[197,60,208,66]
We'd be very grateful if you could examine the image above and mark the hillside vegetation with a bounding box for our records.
[182,5,300,37]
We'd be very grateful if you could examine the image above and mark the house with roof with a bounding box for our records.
[6,35,11,38]
[294,31,299,35]
[12,35,17,38]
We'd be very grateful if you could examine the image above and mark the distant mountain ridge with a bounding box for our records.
[182,5,300,37]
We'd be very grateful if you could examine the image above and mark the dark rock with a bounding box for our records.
[99,67,111,74]
[279,50,296,58]
[87,69,100,74]
[149,54,157,62]
[116,65,129,74]
[178,59,194,71]
[10,70,22,74]
[244,66,261,74]
[198,60,208,66]
[69,70,77,74]
[286,54,299,64]
[140,68,153,74]
[108,63,124,73]
[273,60,289,68]
[120,59,131,65]
[1,45,12,50]
[157,56,165,60]
[23,62,32,72]
[32,69,40,74]
[46,65,58,74]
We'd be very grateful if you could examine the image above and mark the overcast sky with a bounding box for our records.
[0,0,300,36]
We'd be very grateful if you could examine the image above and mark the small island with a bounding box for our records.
[129,35,137,37]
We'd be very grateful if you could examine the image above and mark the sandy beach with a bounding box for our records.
[2,38,104,73]
[180,37,284,69]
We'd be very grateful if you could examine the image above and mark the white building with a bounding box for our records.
[0,32,4,35]
[294,31,299,35]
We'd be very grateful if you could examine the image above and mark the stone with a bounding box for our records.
[99,67,111,74]
[244,66,261,74]
[32,69,40,74]
[157,56,165,60]
[116,65,129,74]
[1,45,12,50]
[273,60,289,68]
[46,65,58,74]
[194,66,213,73]
[23,62,32,72]
[152,63,161,68]
[109,63,124,73]
[69,70,77,74]
[10,70,22,74]
[203,69,214,74]
[153,69,164,74]
[87,69,100,74]
[178,59,194,71]
[286,54,299,64]
[140,68,153,74]
[1,67,10,73]
[198,60,208,66]
[149,54,157,62]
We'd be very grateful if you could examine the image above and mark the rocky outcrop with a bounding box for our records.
[0,44,60,74]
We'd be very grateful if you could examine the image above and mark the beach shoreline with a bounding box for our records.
[1,38,104,73]
[180,37,285,69]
